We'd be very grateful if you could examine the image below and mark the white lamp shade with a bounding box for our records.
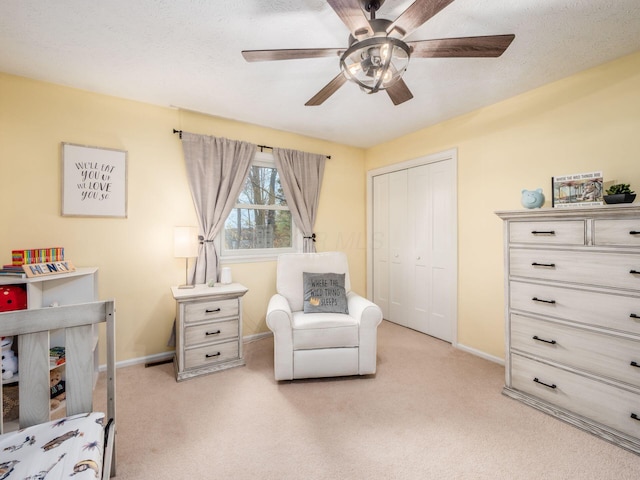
[174,226,199,258]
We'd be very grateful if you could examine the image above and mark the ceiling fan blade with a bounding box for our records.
[408,34,515,58]
[386,78,414,105]
[387,0,455,37]
[305,73,348,106]
[242,48,343,62]
[327,0,372,38]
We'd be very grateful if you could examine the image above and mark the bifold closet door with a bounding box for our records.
[372,160,454,342]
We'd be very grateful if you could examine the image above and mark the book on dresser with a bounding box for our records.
[496,205,640,456]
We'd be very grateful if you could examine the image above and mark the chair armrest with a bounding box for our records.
[266,293,293,332]
[347,291,383,328]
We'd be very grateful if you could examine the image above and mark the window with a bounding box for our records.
[218,151,301,262]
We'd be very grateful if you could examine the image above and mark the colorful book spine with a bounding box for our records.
[12,247,64,265]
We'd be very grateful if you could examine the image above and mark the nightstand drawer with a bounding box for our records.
[184,298,238,323]
[511,314,640,388]
[510,248,640,291]
[184,319,239,347]
[594,219,640,246]
[511,355,640,440]
[509,281,640,335]
[509,220,585,245]
[184,340,239,370]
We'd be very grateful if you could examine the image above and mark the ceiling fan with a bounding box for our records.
[242,0,515,106]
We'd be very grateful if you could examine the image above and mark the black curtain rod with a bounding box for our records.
[173,129,330,159]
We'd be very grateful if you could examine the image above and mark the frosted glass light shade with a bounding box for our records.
[174,226,199,258]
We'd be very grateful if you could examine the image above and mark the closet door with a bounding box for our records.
[372,174,390,319]
[371,158,455,342]
[426,160,455,341]
[388,169,409,328]
[407,164,430,333]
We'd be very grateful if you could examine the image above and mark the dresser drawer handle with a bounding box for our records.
[533,377,557,389]
[532,297,556,305]
[630,231,640,235]
[531,262,556,268]
[631,314,640,319]
[531,230,555,235]
[205,352,221,358]
[533,335,556,345]
[632,413,640,422]
[205,308,222,314]
[206,330,222,336]
[631,361,640,368]
[630,270,640,275]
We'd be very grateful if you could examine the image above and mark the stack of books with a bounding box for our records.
[49,346,66,367]
[0,265,26,277]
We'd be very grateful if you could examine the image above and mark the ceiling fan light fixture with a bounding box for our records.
[340,36,410,94]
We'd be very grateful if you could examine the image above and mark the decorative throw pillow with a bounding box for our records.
[303,272,349,314]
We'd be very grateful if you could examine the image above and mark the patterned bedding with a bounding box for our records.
[0,412,105,480]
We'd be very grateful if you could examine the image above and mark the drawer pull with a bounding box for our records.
[532,297,556,305]
[631,314,640,319]
[205,330,222,336]
[632,413,640,422]
[205,308,222,314]
[533,335,556,345]
[631,361,640,368]
[630,270,640,275]
[533,377,557,389]
[630,231,640,235]
[531,230,555,235]
[205,352,221,358]
[531,262,556,268]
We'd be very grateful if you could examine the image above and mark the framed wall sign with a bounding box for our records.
[61,142,128,217]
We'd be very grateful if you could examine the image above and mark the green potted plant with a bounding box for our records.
[604,183,636,204]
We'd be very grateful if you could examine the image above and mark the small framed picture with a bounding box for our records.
[61,143,128,217]
[552,171,604,208]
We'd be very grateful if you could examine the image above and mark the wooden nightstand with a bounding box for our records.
[171,283,248,382]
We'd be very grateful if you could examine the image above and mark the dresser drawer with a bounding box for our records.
[511,355,640,440]
[184,318,239,347]
[509,220,585,245]
[509,281,640,335]
[511,314,640,388]
[184,340,239,370]
[509,248,640,291]
[594,219,640,246]
[184,298,238,323]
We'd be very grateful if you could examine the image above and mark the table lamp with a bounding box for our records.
[174,226,199,288]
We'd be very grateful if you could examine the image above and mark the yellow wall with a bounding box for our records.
[2,50,638,364]
[0,74,365,364]
[366,51,640,358]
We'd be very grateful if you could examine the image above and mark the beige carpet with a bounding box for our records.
[95,320,640,479]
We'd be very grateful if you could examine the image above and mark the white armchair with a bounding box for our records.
[266,251,383,381]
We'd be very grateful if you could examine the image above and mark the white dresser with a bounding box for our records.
[171,283,248,382]
[496,205,640,455]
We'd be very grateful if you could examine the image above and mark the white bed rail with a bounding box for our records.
[0,300,116,477]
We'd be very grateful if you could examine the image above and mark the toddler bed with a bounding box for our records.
[0,300,116,479]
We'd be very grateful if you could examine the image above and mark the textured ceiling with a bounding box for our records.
[1,0,639,148]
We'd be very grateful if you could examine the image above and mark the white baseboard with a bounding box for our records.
[99,332,273,372]
[102,333,502,371]
[456,343,505,366]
